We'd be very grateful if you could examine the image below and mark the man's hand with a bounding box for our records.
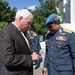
[31,52,39,61]
[42,68,48,75]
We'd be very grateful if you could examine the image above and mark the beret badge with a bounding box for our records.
[52,16,56,21]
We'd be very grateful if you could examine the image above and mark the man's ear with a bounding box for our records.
[19,16,23,20]
[18,16,23,23]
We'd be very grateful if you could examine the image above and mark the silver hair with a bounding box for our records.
[15,9,33,19]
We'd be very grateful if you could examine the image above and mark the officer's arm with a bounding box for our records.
[43,45,48,67]
[43,46,48,75]
[33,36,40,51]
[69,32,75,74]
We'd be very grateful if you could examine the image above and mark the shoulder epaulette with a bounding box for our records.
[63,28,73,34]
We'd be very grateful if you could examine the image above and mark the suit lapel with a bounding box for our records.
[10,23,30,50]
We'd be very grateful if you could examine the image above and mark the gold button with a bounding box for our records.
[51,46,53,48]
[51,52,52,54]
[51,64,52,65]
[50,58,52,60]
[59,42,61,44]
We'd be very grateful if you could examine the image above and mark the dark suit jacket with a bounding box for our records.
[0,23,33,75]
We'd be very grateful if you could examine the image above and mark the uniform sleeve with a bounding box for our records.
[43,46,48,68]
[32,35,41,50]
[68,32,75,74]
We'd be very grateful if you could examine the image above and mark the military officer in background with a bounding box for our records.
[29,28,41,54]
[29,28,42,69]
[42,13,75,75]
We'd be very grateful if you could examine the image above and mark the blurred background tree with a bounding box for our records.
[31,0,57,35]
[0,0,62,34]
[0,22,8,30]
[0,0,17,29]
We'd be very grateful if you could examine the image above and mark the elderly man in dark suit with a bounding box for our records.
[0,8,40,75]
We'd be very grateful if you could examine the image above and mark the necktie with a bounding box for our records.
[21,32,30,49]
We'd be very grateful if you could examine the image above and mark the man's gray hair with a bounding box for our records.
[15,9,33,19]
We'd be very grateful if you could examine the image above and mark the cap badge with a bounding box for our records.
[52,16,56,21]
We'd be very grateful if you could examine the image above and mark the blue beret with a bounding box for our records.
[45,13,59,25]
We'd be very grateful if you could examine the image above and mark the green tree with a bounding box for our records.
[0,0,17,23]
[0,22,8,30]
[0,0,17,29]
[32,0,57,35]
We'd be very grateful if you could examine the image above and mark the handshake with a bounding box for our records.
[31,52,41,61]
[31,52,42,69]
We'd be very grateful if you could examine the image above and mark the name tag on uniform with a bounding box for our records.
[56,36,67,42]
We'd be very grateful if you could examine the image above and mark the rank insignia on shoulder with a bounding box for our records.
[63,28,73,34]
[60,32,66,36]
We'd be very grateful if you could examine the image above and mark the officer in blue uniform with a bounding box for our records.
[42,13,75,75]
[29,28,42,69]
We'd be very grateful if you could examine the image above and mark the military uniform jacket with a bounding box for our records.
[0,23,33,75]
[30,33,41,53]
[44,27,75,75]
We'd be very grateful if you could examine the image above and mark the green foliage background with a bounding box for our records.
[31,0,58,35]
[0,22,8,30]
[0,0,17,29]
[0,0,62,35]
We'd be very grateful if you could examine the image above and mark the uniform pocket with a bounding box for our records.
[58,65,72,72]
[58,65,73,75]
